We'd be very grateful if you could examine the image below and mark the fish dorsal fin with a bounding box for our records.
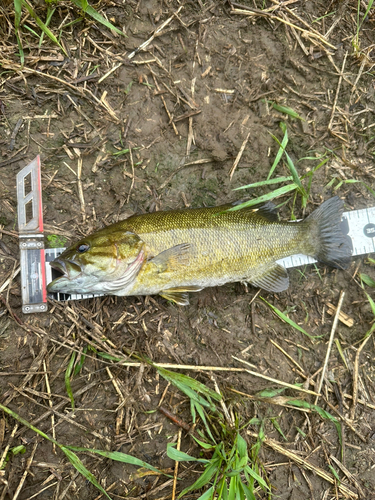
[250,263,289,292]
[150,243,191,273]
[231,201,279,222]
[159,286,202,305]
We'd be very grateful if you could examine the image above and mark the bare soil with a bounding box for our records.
[1,1,375,499]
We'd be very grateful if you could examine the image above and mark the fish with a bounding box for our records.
[47,197,352,305]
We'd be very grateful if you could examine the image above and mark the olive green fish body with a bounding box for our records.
[47,198,352,304]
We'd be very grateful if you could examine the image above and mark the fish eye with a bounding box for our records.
[77,243,90,253]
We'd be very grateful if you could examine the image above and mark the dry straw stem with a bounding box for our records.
[0,424,18,471]
[128,5,183,59]
[12,441,38,500]
[232,356,319,396]
[1,63,119,122]
[326,302,354,327]
[230,7,336,50]
[229,131,251,180]
[77,157,86,222]
[328,51,348,131]
[228,387,312,413]
[330,454,365,498]
[323,397,367,443]
[247,431,358,499]
[0,267,20,294]
[210,374,234,427]
[314,290,345,405]
[350,332,373,420]
[127,146,135,204]
[171,428,182,500]
[269,339,305,373]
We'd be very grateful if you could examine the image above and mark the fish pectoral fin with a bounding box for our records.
[159,286,202,306]
[151,243,191,273]
[249,264,289,292]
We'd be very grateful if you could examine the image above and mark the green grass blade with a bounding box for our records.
[286,399,342,444]
[21,0,67,55]
[196,485,215,500]
[256,387,286,398]
[0,402,57,444]
[67,447,167,474]
[228,475,237,500]
[62,447,111,499]
[65,351,76,410]
[15,32,24,66]
[244,465,268,490]
[236,434,248,460]
[234,176,293,191]
[343,179,375,199]
[226,184,298,212]
[267,122,288,180]
[14,0,22,29]
[0,403,112,498]
[73,345,87,376]
[70,0,126,37]
[167,443,209,463]
[191,435,213,450]
[241,482,257,500]
[270,417,287,441]
[364,291,375,316]
[360,273,375,288]
[156,367,221,402]
[179,460,220,497]
[260,297,321,339]
[39,6,55,48]
[268,101,304,120]
[359,0,374,29]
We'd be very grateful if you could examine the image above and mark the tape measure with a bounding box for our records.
[17,158,375,311]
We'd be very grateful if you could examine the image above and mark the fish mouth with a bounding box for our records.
[47,259,82,293]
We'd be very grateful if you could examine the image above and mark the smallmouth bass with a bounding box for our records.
[47,197,352,305]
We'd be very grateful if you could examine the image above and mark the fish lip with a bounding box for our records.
[50,259,82,279]
[50,259,67,276]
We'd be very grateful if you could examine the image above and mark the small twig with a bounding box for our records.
[250,431,358,498]
[351,330,373,420]
[209,374,234,427]
[314,291,345,405]
[186,116,194,156]
[128,6,183,59]
[171,429,182,500]
[97,62,122,84]
[350,57,366,103]
[328,51,348,131]
[8,118,23,151]
[270,339,305,373]
[126,145,135,204]
[12,441,39,500]
[43,360,56,453]
[77,157,86,222]
[233,356,318,395]
[0,423,18,471]
[229,131,250,180]
[159,407,190,432]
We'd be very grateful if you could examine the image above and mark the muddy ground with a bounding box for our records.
[1,0,375,499]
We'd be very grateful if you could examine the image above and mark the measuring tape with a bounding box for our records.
[17,158,375,312]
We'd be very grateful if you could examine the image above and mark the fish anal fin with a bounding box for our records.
[159,286,202,306]
[150,243,191,273]
[250,263,289,292]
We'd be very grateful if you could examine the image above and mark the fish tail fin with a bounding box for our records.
[304,197,352,269]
